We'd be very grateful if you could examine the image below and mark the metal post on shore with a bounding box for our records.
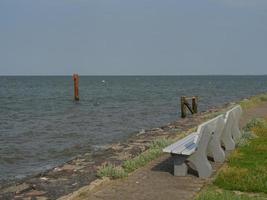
[73,74,79,101]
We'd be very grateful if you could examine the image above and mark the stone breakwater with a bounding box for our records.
[0,103,232,200]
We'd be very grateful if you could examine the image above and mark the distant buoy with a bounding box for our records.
[102,80,106,83]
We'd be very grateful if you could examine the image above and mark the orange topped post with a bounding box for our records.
[73,74,79,101]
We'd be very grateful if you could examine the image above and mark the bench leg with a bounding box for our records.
[232,126,242,142]
[173,155,188,176]
[221,133,235,151]
[187,154,212,178]
[233,109,242,142]
[209,139,225,163]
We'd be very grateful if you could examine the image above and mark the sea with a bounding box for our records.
[0,75,267,184]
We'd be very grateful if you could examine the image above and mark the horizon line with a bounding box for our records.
[1,74,267,76]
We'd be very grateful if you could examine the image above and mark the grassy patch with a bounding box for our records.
[214,118,267,193]
[239,93,267,110]
[96,163,127,179]
[122,138,173,173]
[97,138,173,179]
[197,186,267,200]
[236,131,258,147]
[149,138,173,149]
[243,118,267,132]
[122,147,161,173]
[196,118,267,200]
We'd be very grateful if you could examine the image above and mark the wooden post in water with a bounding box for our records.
[73,74,79,101]
[180,96,198,118]
[181,96,186,118]
[192,96,198,114]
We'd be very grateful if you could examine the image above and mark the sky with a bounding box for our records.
[0,0,267,75]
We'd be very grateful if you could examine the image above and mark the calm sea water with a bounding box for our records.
[0,76,267,183]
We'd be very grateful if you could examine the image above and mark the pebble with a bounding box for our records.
[1,183,30,194]
[53,167,62,172]
[40,177,49,181]
[25,190,46,197]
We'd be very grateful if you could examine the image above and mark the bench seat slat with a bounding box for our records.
[171,140,195,154]
[171,138,198,155]
[181,142,197,155]
[163,132,198,153]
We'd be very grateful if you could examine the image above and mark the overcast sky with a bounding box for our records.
[0,0,267,75]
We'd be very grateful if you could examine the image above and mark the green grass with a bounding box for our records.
[239,93,267,110]
[96,163,128,179]
[214,118,267,193]
[122,138,173,173]
[122,147,162,173]
[97,138,173,179]
[243,118,267,132]
[196,118,267,200]
[197,186,267,200]
[236,131,258,147]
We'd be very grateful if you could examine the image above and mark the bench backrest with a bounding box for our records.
[226,105,242,119]
[229,105,242,140]
[223,109,234,136]
[194,114,225,152]
[232,105,242,123]
[223,105,242,141]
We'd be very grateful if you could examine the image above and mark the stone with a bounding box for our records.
[40,177,49,181]
[25,190,46,197]
[61,164,76,172]
[36,196,48,200]
[1,183,30,194]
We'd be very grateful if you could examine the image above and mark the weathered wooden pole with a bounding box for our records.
[73,74,79,101]
[181,96,198,118]
[181,96,186,118]
[192,96,198,114]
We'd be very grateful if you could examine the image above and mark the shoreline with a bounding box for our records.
[1,94,266,199]
[0,106,232,199]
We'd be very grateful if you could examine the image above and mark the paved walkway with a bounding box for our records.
[64,102,267,200]
[86,155,220,200]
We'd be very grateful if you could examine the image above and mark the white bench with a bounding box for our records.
[232,105,242,141]
[163,105,242,178]
[221,105,242,151]
[207,114,226,163]
[163,115,225,178]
